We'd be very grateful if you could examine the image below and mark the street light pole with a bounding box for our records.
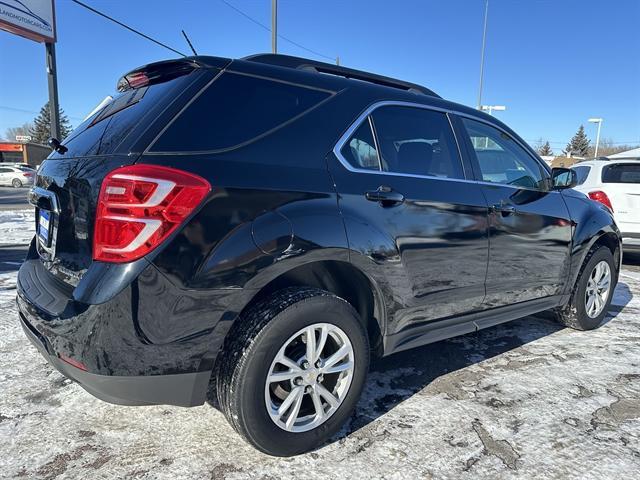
[271,0,277,54]
[588,118,603,158]
[480,105,505,147]
[477,0,489,109]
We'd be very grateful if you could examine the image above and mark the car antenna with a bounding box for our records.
[181,30,198,56]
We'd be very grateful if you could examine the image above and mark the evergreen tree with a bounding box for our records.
[565,125,590,156]
[537,141,553,156]
[29,102,72,144]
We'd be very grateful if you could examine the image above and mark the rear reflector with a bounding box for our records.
[94,164,210,262]
[59,353,88,371]
[588,190,614,212]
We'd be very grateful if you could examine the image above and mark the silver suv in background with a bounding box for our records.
[572,159,640,253]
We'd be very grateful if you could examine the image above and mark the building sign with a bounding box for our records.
[0,143,24,152]
[0,0,56,43]
[16,135,32,142]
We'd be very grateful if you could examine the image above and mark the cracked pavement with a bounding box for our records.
[0,212,639,479]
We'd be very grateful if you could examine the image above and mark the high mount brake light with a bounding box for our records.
[588,190,614,212]
[116,60,200,92]
[94,165,210,263]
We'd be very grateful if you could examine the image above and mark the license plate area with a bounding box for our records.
[28,187,60,261]
[38,210,51,247]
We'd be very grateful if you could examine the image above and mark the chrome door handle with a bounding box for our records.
[365,186,405,205]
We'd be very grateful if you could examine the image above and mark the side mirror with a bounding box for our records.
[551,167,577,190]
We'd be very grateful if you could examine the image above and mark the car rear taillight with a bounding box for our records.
[94,164,210,263]
[588,190,614,212]
[22,172,34,177]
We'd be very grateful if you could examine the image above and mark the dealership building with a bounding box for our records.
[0,142,50,167]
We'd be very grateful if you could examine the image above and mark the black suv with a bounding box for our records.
[17,54,621,456]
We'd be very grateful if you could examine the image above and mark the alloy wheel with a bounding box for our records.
[585,260,611,318]
[264,323,355,433]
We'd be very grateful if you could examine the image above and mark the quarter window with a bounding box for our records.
[461,118,547,190]
[340,119,380,170]
[151,73,331,152]
[371,106,464,179]
[572,165,591,185]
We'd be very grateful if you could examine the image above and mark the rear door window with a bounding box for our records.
[370,106,464,179]
[150,73,332,152]
[602,163,640,183]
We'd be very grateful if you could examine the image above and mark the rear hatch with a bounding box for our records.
[602,162,640,231]
[32,58,226,285]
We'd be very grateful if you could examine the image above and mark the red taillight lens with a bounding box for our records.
[23,172,34,177]
[94,165,210,263]
[588,190,613,212]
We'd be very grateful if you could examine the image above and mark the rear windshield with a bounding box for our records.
[50,74,197,159]
[149,72,332,152]
[602,163,640,183]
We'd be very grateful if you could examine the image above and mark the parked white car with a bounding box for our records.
[572,159,640,253]
[0,165,35,188]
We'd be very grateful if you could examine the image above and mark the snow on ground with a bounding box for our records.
[0,214,639,479]
[0,210,35,245]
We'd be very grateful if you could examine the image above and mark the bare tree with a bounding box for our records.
[587,137,639,157]
[5,122,34,142]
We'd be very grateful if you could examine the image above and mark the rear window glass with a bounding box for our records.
[150,73,332,152]
[572,165,591,185]
[50,75,194,158]
[602,163,640,183]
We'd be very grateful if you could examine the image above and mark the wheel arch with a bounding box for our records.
[239,260,386,359]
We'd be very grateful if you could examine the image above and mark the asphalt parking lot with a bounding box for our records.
[0,211,638,479]
[0,187,30,211]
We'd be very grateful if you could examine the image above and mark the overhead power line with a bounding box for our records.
[0,105,83,122]
[220,0,334,61]
[71,0,187,57]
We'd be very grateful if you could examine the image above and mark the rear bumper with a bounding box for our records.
[15,256,245,407]
[18,312,209,406]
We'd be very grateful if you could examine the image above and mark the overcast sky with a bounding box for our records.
[1,0,638,152]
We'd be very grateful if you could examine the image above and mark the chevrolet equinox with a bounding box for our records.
[17,54,621,456]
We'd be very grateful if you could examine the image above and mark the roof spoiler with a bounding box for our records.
[116,56,232,92]
[243,53,440,98]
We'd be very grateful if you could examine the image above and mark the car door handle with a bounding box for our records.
[491,202,516,216]
[365,186,405,205]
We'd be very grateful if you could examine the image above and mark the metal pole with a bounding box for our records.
[45,42,61,140]
[477,0,489,109]
[271,0,277,54]
[594,120,602,158]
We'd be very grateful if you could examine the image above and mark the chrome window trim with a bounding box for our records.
[367,115,383,171]
[334,101,469,181]
[332,100,552,189]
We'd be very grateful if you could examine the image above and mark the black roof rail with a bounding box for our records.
[243,53,440,98]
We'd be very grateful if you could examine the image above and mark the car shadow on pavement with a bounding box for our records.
[332,280,634,445]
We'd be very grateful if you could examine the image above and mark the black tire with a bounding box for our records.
[556,246,617,330]
[12,178,22,188]
[215,287,369,456]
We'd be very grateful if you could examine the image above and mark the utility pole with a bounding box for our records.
[477,0,489,109]
[271,0,277,54]
[45,42,61,140]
